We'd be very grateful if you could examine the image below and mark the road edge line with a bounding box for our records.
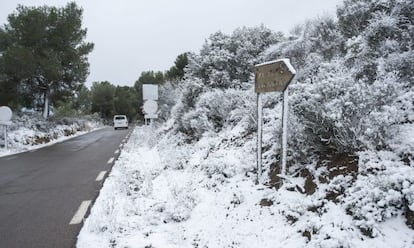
[69,200,92,225]
[95,171,107,181]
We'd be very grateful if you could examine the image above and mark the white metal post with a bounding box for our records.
[257,93,263,184]
[281,88,289,176]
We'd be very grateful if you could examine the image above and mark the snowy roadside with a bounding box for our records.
[0,122,103,158]
[77,126,414,248]
[77,125,298,248]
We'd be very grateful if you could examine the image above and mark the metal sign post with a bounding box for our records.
[254,59,296,184]
[281,88,289,175]
[256,93,263,184]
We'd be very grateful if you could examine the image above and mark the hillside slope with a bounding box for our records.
[77,126,413,247]
[79,0,413,247]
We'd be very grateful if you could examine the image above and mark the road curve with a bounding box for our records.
[0,126,131,248]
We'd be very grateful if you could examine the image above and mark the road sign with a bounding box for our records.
[0,106,12,122]
[255,59,296,93]
[142,84,158,124]
[143,100,158,115]
[143,84,158,100]
[254,59,296,185]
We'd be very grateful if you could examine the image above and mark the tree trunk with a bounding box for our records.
[43,89,50,119]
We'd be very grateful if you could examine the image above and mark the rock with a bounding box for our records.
[260,198,273,207]
[300,168,317,195]
[404,198,414,229]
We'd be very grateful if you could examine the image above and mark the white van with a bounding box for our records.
[113,115,128,129]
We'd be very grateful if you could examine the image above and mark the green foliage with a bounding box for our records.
[0,78,19,108]
[91,81,116,120]
[73,84,92,114]
[0,2,93,117]
[134,70,164,94]
[54,100,77,118]
[90,82,139,121]
[165,53,188,81]
[114,86,140,120]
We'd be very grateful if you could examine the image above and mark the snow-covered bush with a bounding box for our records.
[170,78,205,138]
[171,26,279,141]
[188,25,282,89]
[289,60,407,154]
[178,88,255,140]
[158,81,181,121]
[343,151,414,236]
[0,111,101,150]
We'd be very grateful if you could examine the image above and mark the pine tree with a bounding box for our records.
[0,3,93,117]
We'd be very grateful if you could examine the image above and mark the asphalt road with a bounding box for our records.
[0,126,131,248]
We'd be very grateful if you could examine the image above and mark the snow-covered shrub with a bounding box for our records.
[164,180,197,223]
[188,26,282,89]
[289,59,407,154]
[158,81,181,121]
[180,108,214,139]
[382,50,414,84]
[170,78,204,138]
[343,151,414,236]
[306,16,345,61]
[1,111,101,150]
[185,89,251,133]
[340,0,414,83]
[266,16,344,76]
[172,80,256,141]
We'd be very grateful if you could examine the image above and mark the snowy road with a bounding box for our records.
[0,126,131,248]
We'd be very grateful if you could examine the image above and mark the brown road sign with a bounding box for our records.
[255,59,296,93]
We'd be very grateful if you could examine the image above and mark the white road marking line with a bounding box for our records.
[114,149,119,154]
[107,157,114,164]
[95,171,106,181]
[69,200,91,225]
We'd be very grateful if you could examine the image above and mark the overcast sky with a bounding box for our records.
[1,0,344,87]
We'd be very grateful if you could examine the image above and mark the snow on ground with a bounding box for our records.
[0,118,102,157]
[77,126,414,248]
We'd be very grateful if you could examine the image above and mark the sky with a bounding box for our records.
[0,0,344,87]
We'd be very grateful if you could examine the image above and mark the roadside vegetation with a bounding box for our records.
[161,0,414,239]
[1,0,413,246]
[0,2,188,123]
[0,2,187,151]
[80,0,413,247]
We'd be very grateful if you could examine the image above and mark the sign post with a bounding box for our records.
[281,88,289,176]
[0,106,13,150]
[142,84,159,125]
[254,59,296,184]
[256,93,263,183]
